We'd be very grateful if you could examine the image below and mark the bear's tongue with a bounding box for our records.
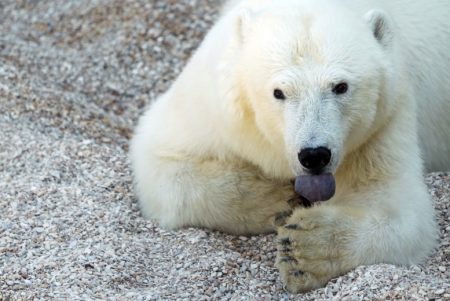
[294,173,336,203]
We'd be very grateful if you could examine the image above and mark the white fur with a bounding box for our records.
[131,0,450,292]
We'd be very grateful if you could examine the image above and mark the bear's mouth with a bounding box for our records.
[294,173,336,204]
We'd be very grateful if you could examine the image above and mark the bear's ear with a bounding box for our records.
[364,10,393,48]
[235,8,253,45]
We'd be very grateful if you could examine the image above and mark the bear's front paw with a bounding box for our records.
[273,193,310,227]
[276,206,355,293]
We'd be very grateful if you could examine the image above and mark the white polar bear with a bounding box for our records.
[131,0,450,293]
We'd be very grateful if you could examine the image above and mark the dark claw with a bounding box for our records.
[287,197,302,208]
[278,237,291,245]
[274,211,291,226]
[280,247,292,253]
[284,224,299,230]
[279,256,297,263]
[291,270,304,277]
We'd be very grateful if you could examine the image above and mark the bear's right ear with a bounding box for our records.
[364,9,393,48]
[235,8,253,45]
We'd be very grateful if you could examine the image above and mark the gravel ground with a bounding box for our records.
[0,0,449,300]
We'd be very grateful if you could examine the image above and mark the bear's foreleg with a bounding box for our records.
[275,179,437,293]
[135,157,300,234]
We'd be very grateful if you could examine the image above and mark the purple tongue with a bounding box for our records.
[294,173,336,203]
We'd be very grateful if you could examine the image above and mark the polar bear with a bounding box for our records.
[131,0,450,293]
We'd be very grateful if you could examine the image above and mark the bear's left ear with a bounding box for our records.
[364,9,393,48]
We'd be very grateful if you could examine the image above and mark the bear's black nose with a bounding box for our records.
[298,147,332,173]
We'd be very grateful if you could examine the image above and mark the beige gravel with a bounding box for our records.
[0,0,449,300]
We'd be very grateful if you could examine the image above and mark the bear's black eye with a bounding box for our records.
[332,82,349,95]
[273,89,286,100]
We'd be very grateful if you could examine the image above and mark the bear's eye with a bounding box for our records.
[273,89,286,100]
[332,82,349,95]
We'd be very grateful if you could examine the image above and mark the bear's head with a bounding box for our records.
[232,0,397,177]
